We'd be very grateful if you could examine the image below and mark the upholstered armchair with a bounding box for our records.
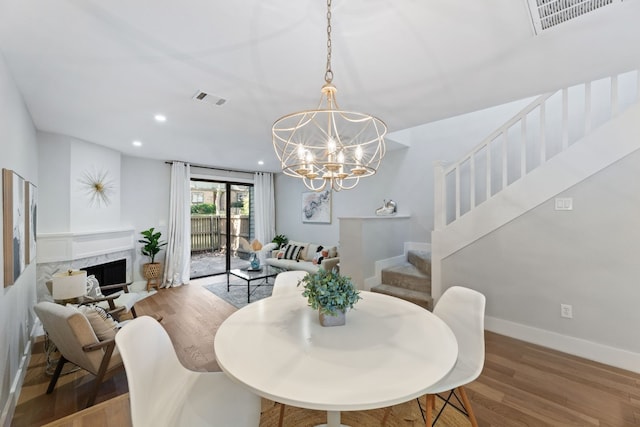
[34,301,123,408]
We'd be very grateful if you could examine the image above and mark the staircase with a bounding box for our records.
[430,69,640,299]
[371,250,433,310]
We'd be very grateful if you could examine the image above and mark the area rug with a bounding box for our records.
[203,275,273,308]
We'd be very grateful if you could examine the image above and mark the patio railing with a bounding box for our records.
[191,215,250,253]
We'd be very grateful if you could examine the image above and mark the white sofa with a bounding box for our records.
[265,241,339,274]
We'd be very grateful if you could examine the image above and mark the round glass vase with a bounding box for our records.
[249,252,260,270]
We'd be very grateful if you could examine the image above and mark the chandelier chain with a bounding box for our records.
[325,0,333,83]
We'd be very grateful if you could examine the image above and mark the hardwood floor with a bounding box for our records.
[12,278,640,426]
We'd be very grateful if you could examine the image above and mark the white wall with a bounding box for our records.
[120,155,170,282]
[0,52,38,426]
[69,140,121,231]
[38,132,122,233]
[273,97,534,248]
[37,134,70,232]
[441,148,640,368]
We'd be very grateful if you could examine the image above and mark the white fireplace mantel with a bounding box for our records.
[37,229,135,263]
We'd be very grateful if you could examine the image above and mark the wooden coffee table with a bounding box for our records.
[227,266,280,303]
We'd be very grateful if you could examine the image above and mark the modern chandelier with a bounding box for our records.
[272,0,387,192]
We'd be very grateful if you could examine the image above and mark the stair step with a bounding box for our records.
[407,250,431,275]
[370,284,433,311]
[380,262,431,293]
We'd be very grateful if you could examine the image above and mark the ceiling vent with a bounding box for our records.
[192,90,227,106]
[528,0,622,34]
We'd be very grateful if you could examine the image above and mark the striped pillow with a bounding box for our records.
[282,243,303,261]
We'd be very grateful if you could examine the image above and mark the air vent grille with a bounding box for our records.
[528,0,621,33]
[192,91,227,106]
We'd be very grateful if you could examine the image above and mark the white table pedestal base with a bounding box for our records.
[316,410,349,427]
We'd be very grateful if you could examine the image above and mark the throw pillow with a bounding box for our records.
[288,241,309,261]
[312,245,324,265]
[282,243,303,261]
[85,274,104,299]
[75,304,119,341]
[326,246,338,258]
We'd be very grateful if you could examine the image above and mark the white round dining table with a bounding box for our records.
[214,291,458,427]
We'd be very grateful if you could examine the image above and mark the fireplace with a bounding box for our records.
[82,258,127,295]
[36,229,136,302]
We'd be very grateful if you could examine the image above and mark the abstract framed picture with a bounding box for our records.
[3,169,26,286]
[302,190,332,224]
[26,181,37,264]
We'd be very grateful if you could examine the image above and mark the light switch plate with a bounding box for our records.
[555,197,573,210]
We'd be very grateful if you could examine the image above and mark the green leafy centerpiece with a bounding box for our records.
[299,268,361,327]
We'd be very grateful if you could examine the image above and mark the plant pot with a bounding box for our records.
[143,262,162,280]
[319,309,346,327]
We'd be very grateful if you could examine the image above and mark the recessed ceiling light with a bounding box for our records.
[154,114,167,122]
[132,140,143,147]
[258,160,264,165]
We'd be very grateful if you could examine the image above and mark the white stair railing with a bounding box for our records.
[434,70,640,230]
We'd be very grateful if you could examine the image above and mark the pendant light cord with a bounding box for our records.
[324,0,333,84]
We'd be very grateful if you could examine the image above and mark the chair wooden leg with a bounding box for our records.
[425,394,434,427]
[457,386,478,427]
[381,406,392,425]
[85,341,116,408]
[130,306,138,318]
[46,356,67,394]
[278,403,286,427]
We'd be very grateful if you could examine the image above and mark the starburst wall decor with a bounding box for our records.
[78,168,114,207]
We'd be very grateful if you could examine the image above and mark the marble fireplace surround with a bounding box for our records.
[36,229,135,299]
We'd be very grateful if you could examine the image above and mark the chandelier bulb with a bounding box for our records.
[355,145,363,161]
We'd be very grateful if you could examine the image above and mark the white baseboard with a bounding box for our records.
[1,319,41,427]
[486,316,640,374]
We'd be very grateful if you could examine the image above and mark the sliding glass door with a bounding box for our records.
[190,179,254,278]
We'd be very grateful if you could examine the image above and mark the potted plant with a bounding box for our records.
[298,268,361,327]
[139,227,167,289]
[272,234,288,249]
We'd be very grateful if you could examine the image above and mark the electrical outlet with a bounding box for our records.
[560,304,573,319]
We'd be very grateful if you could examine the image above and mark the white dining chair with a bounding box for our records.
[382,285,486,426]
[270,269,308,425]
[271,270,308,297]
[115,316,261,427]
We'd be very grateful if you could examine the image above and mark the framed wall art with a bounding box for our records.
[26,181,37,264]
[3,169,26,286]
[302,190,332,224]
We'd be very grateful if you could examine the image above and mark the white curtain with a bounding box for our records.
[254,172,275,246]
[164,162,191,287]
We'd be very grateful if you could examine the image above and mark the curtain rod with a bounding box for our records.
[164,161,263,175]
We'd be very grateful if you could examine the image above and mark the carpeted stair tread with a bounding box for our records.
[370,284,433,310]
[381,262,431,293]
[407,250,431,275]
